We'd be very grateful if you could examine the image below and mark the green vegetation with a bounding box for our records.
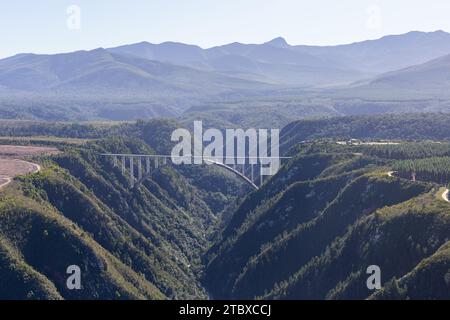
[359,142,450,160]
[1,117,450,300]
[205,137,450,300]
[0,120,248,299]
[0,190,165,300]
[393,157,450,185]
[281,113,450,153]
[0,120,130,139]
[0,136,93,146]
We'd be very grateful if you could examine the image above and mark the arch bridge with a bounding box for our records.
[99,154,291,190]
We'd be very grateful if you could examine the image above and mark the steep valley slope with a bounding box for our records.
[205,143,450,300]
[0,129,249,299]
[0,120,449,300]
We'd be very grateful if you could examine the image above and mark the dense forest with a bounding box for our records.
[359,142,450,160]
[0,121,248,299]
[2,113,450,141]
[1,117,450,299]
[281,113,450,153]
[393,157,450,185]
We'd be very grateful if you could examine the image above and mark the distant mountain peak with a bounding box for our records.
[265,37,290,48]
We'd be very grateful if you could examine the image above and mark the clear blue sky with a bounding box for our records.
[1,0,450,58]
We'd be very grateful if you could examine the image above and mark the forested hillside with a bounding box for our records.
[0,120,248,299]
[1,119,450,300]
[281,113,450,153]
[205,140,450,299]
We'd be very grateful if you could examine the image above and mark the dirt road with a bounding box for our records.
[387,171,449,204]
[442,189,449,203]
[387,171,396,177]
[0,159,41,190]
[0,177,12,189]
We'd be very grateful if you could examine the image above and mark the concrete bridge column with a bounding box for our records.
[260,168,263,187]
[130,157,134,186]
[138,157,142,181]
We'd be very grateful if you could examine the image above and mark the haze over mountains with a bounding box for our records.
[356,53,450,91]
[109,30,450,85]
[0,49,269,94]
[1,30,450,121]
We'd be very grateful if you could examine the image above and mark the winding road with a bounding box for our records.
[0,159,41,190]
[442,189,449,203]
[0,177,12,189]
[386,171,449,203]
[0,145,53,191]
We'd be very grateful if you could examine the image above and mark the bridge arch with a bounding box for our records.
[203,159,259,190]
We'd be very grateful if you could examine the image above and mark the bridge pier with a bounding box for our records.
[260,170,263,187]
[138,157,142,181]
[130,157,134,186]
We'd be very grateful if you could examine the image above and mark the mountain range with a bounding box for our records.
[2,30,450,121]
[354,53,450,92]
[108,30,450,86]
[0,49,269,95]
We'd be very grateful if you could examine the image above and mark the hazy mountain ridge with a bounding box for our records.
[4,30,450,92]
[354,53,450,91]
[109,30,450,86]
[2,31,450,121]
[0,49,270,94]
[295,30,450,73]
